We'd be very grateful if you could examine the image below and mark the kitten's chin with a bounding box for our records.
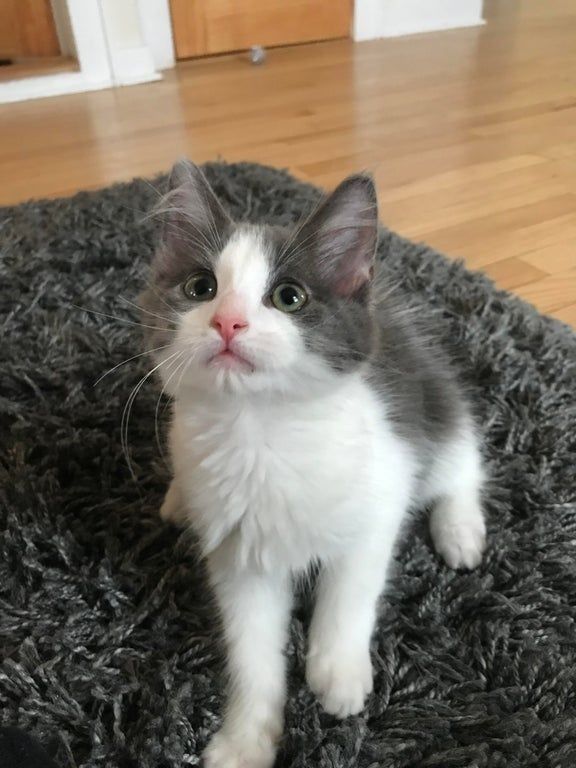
[208,349,255,373]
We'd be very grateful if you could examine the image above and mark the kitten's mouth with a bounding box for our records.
[209,347,255,372]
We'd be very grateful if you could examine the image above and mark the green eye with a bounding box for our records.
[183,272,217,302]
[271,282,308,313]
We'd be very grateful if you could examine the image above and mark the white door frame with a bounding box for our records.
[139,0,176,71]
[0,0,173,105]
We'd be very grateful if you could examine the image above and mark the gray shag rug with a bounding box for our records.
[1,162,576,768]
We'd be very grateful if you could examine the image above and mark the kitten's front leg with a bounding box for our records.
[204,545,292,768]
[306,536,395,718]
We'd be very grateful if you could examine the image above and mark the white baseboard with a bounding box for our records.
[374,16,485,39]
[354,0,485,42]
[0,72,112,104]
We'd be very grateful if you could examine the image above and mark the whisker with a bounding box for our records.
[282,216,377,266]
[162,219,214,254]
[141,278,182,318]
[119,296,177,326]
[140,177,164,201]
[109,199,155,223]
[149,201,216,255]
[154,350,188,464]
[121,349,182,482]
[173,342,202,395]
[70,304,176,334]
[277,194,324,262]
[93,342,173,386]
[204,194,224,252]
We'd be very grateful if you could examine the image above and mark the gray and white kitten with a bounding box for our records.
[140,160,486,768]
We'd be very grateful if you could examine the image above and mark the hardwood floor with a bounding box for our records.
[1,0,575,326]
[0,56,78,82]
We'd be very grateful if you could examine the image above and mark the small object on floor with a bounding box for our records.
[0,727,60,768]
[249,45,266,65]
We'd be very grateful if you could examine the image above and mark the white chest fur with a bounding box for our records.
[171,375,416,572]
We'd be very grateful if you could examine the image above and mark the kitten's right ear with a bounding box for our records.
[289,174,378,299]
[156,159,232,260]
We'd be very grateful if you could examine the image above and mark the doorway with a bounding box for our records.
[0,0,78,82]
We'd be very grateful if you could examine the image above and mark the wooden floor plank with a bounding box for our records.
[512,270,576,314]
[482,258,548,292]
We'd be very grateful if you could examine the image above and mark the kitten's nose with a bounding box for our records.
[210,313,248,344]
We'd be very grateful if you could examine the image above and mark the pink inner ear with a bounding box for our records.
[333,260,373,297]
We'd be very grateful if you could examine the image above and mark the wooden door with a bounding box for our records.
[169,0,352,60]
[0,0,60,59]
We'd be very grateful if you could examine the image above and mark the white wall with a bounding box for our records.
[354,0,484,41]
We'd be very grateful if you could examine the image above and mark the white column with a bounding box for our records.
[99,0,160,85]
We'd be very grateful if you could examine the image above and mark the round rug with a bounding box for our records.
[1,162,575,768]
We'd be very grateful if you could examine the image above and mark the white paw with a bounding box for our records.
[203,728,277,768]
[431,504,486,570]
[159,483,187,525]
[306,647,373,718]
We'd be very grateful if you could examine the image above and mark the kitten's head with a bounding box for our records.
[140,160,379,398]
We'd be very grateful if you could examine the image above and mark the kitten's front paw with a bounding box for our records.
[159,482,187,526]
[431,504,486,570]
[203,728,278,768]
[306,647,373,718]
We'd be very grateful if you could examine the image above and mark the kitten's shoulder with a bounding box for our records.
[367,271,469,444]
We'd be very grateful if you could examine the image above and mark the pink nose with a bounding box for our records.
[211,313,248,343]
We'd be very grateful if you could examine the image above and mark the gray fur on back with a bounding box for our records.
[1,161,575,767]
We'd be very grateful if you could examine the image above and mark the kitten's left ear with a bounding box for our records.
[292,174,378,298]
[157,158,233,257]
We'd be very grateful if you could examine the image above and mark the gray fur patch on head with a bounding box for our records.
[139,160,235,350]
[150,159,233,286]
[263,175,380,374]
[261,224,375,374]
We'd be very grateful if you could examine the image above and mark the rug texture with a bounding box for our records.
[1,162,576,768]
